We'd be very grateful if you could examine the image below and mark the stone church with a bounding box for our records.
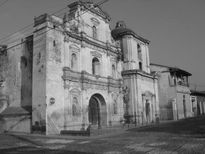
[0,1,159,135]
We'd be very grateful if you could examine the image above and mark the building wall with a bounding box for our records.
[32,22,47,130]
[196,95,205,115]
[121,36,150,73]
[119,30,159,124]
[0,36,33,133]
[0,36,33,110]
[176,92,192,119]
[137,75,159,123]
[150,64,175,120]
[198,96,205,115]
[33,5,123,134]
[150,64,192,120]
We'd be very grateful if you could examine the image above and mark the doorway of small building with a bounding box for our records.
[183,95,187,118]
[145,100,151,123]
[88,94,107,129]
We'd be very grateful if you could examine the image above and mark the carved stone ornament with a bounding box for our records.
[91,51,102,58]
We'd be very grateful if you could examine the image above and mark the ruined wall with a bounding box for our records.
[0,46,9,113]
[0,36,33,133]
[0,36,33,110]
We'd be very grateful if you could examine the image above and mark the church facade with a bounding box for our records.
[0,1,159,135]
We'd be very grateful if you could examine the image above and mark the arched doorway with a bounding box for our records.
[88,94,107,128]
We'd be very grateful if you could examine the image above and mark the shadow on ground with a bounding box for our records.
[0,147,93,154]
[128,116,205,137]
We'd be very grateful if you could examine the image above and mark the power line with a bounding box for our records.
[0,24,33,44]
[0,0,109,44]
[0,4,69,44]
[0,0,9,8]
[190,83,205,87]
[0,0,108,44]
[1,0,109,52]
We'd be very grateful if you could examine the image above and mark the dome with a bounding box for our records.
[111,21,135,40]
[111,21,150,44]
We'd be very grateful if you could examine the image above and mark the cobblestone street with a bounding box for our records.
[0,116,205,154]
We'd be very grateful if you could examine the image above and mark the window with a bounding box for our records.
[53,40,56,47]
[112,64,116,78]
[92,26,97,39]
[139,62,142,71]
[71,53,77,71]
[92,57,100,75]
[137,44,142,60]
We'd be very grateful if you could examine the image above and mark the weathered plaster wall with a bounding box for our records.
[20,36,33,109]
[0,36,33,110]
[150,64,192,120]
[77,9,112,43]
[122,72,159,124]
[176,92,192,119]
[190,94,205,116]
[197,96,205,115]
[150,65,176,120]
[3,115,31,133]
[32,23,47,129]
[46,25,65,134]
[33,11,122,134]
[121,36,150,73]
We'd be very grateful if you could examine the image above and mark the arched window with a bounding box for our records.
[71,53,77,71]
[139,62,142,71]
[113,101,118,114]
[112,64,116,78]
[92,57,100,75]
[92,26,97,39]
[72,97,79,117]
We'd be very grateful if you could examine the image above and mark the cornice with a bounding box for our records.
[62,67,123,90]
[65,31,120,55]
[122,69,157,79]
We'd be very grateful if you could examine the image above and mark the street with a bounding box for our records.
[0,116,205,154]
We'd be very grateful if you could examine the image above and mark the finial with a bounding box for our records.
[116,21,126,29]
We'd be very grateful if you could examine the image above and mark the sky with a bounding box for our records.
[0,0,205,90]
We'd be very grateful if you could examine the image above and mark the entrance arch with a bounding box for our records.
[88,94,107,128]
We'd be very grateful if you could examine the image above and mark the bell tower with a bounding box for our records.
[111,21,151,120]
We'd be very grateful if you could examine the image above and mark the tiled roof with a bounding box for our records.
[191,90,205,96]
[151,63,192,76]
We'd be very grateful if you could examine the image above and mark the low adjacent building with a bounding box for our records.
[150,63,192,120]
[190,90,205,116]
